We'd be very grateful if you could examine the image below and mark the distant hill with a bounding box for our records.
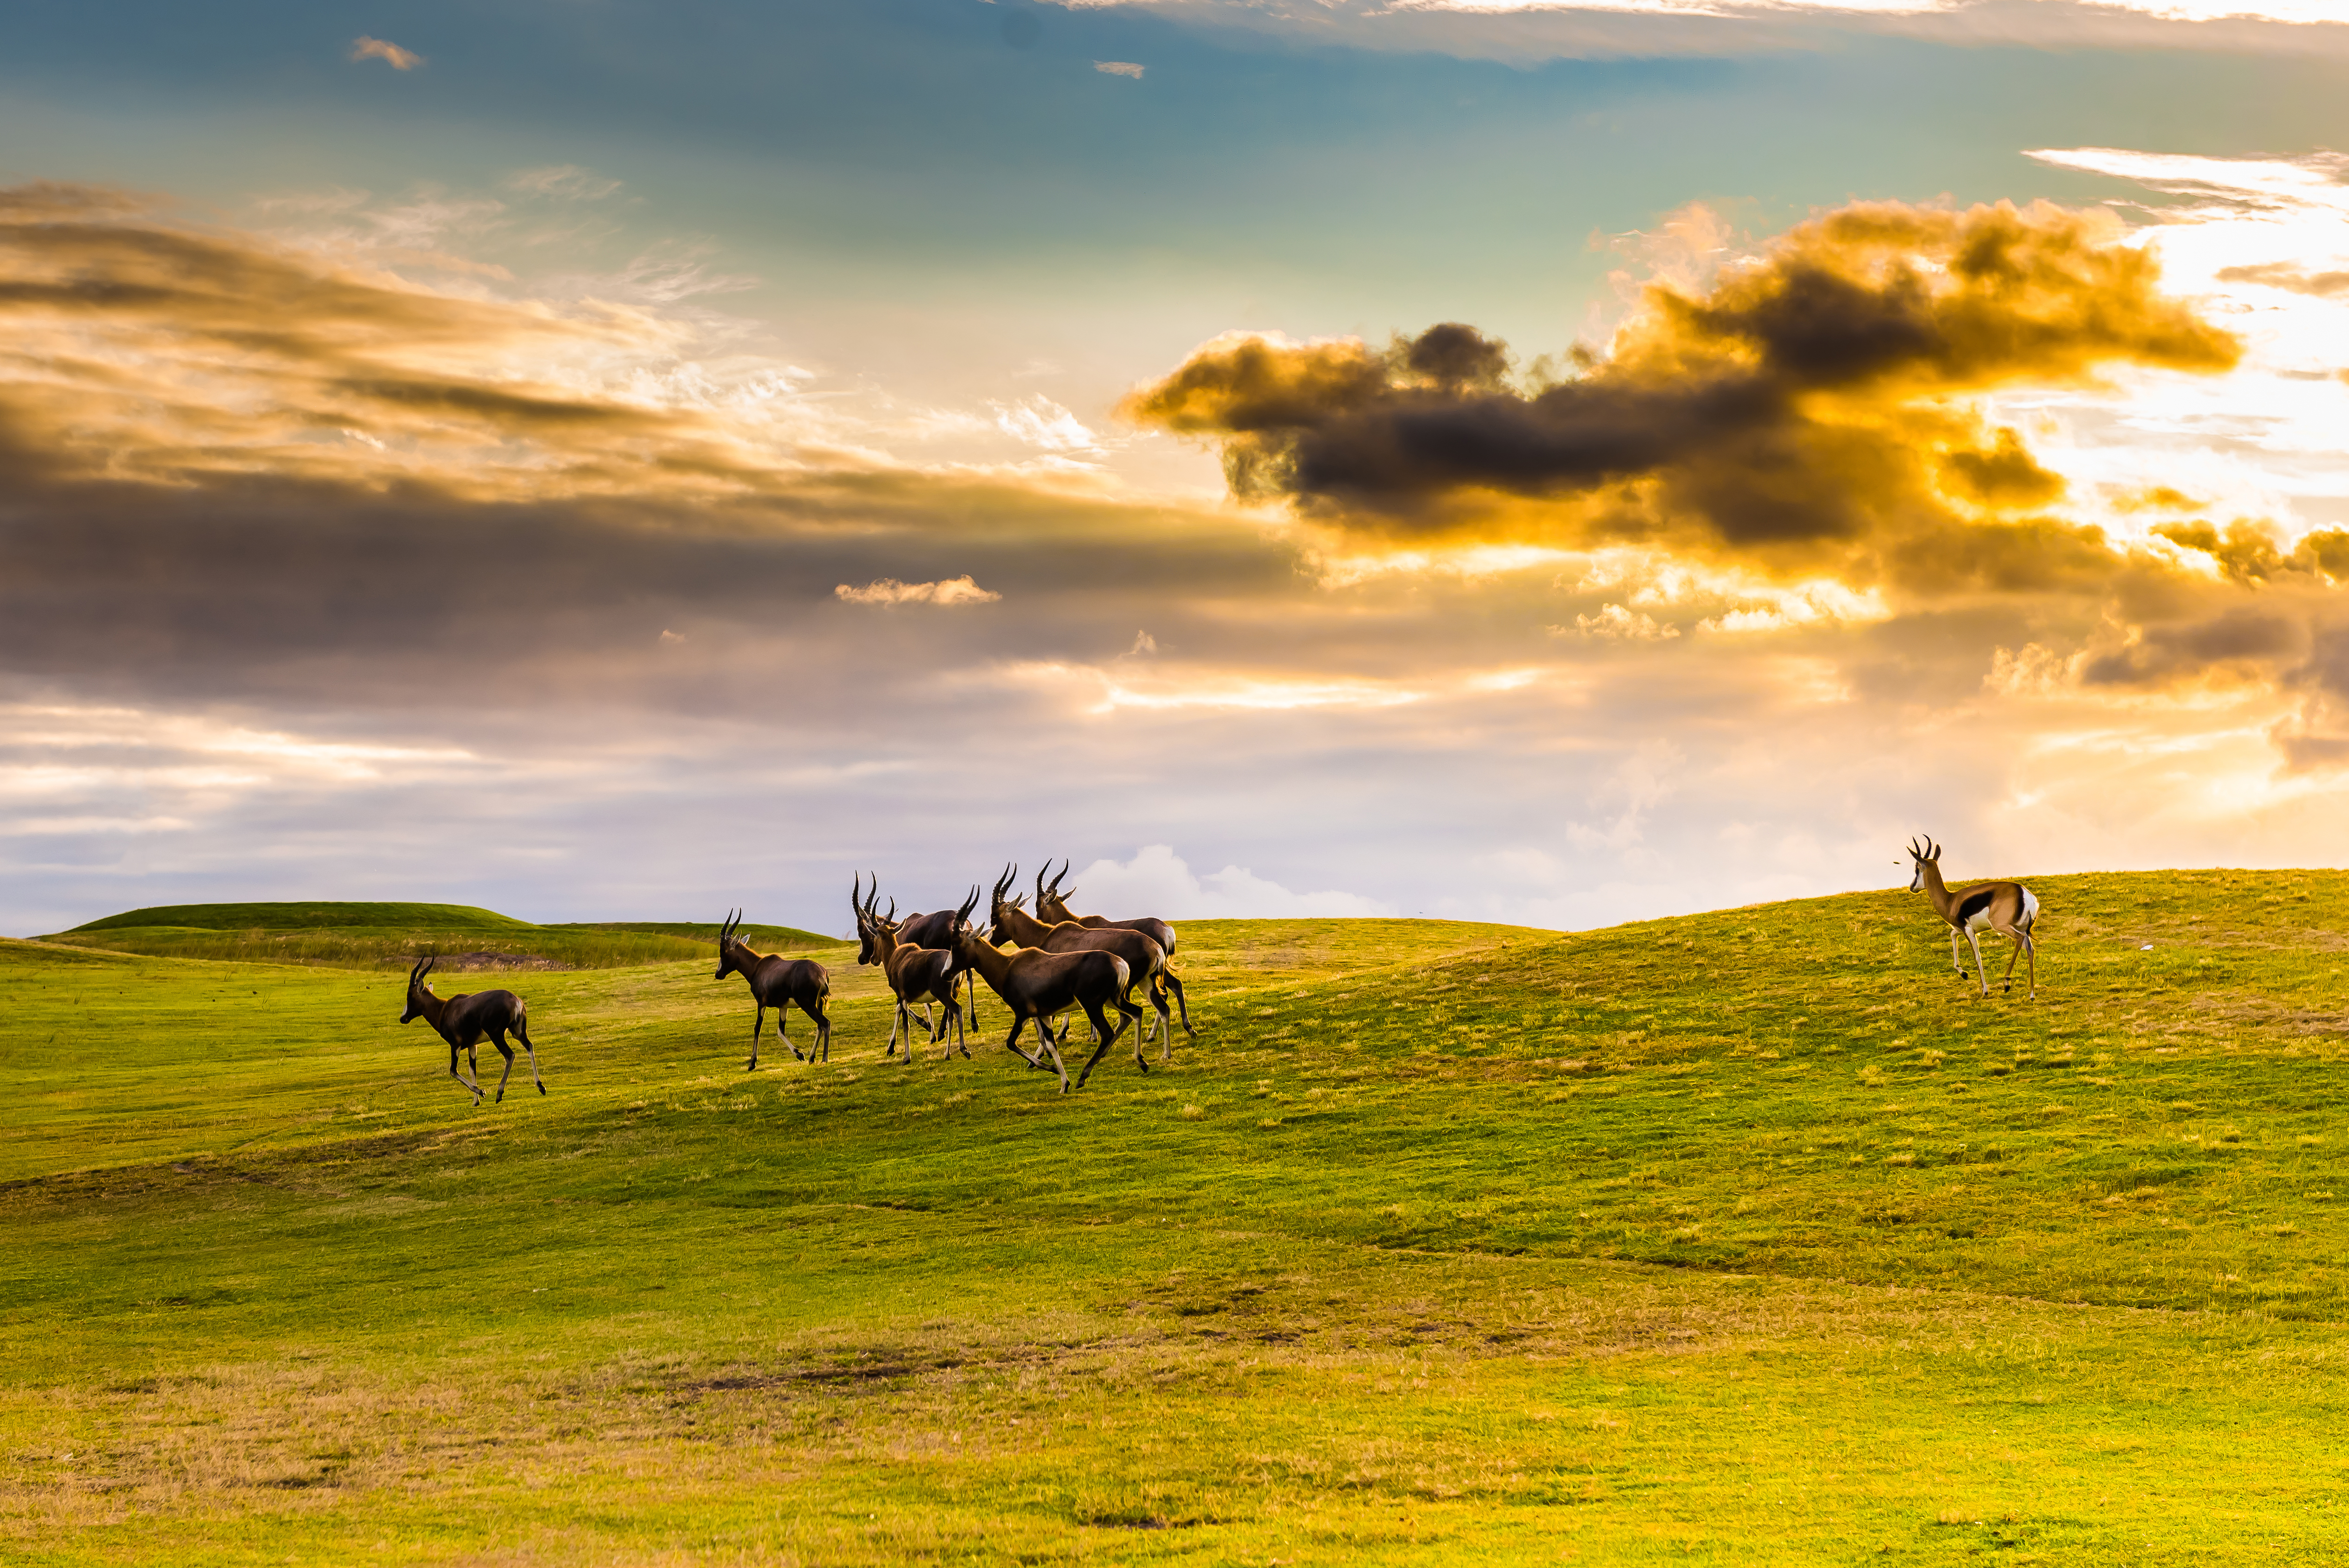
[71,901,535,933]
[42,901,847,970]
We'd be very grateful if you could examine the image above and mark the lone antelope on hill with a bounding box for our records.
[400,955,544,1105]
[1032,859,1193,1036]
[714,909,832,1068]
[1906,836,2040,1000]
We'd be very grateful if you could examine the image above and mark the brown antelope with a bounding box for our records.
[1906,837,2041,999]
[947,921,1143,1093]
[1034,859,1193,1036]
[399,955,543,1105]
[856,873,980,1034]
[985,866,1173,1059]
[856,879,976,1060]
[714,909,832,1067]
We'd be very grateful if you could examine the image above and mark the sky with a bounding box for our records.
[5,0,2349,939]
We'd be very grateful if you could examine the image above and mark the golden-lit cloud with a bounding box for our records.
[350,37,424,71]
[836,576,1003,606]
[0,181,966,503]
[1126,200,2238,597]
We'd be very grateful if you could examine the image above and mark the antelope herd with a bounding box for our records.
[401,838,2047,1101]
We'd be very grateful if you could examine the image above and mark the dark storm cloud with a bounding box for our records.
[1125,200,2239,576]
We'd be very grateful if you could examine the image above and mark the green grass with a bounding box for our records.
[36,901,844,972]
[9,877,2349,1562]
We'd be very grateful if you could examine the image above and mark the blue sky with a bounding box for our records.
[3,0,2348,935]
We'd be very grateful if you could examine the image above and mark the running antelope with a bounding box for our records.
[1033,859,1193,1036]
[714,909,832,1067]
[947,922,1142,1093]
[856,872,980,1033]
[986,866,1173,1058]
[856,879,976,1060]
[400,955,544,1105]
[1906,837,2040,999]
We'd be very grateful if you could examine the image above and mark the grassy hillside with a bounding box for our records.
[38,901,845,971]
[7,878,2349,1563]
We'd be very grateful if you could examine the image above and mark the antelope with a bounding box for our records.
[1906,837,2040,1000]
[714,909,832,1067]
[947,921,1143,1093]
[1033,859,1193,1036]
[856,872,980,1033]
[399,955,544,1105]
[985,866,1173,1059]
[856,879,977,1060]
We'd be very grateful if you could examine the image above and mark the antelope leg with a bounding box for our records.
[448,1041,481,1103]
[1965,929,1990,998]
[1167,970,1196,1037]
[1002,1015,1047,1070]
[747,1004,764,1072]
[492,1037,516,1103]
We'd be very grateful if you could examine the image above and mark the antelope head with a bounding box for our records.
[1906,836,1942,892]
[986,864,1022,943]
[1037,859,1077,923]
[400,955,438,1022]
[853,875,885,965]
[714,908,746,980]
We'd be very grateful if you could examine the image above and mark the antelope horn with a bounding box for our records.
[955,884,980,923]
[995,864,1017,905]
[1046,858,1071,899]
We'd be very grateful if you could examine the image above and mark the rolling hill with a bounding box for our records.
[37,900,845,971]
[6,874,2349,1563]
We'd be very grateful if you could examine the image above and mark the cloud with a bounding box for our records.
[835,576,1004,606]
[350,37,424,71]
[1562,604,1677,640]
[1092,60,1146,77]
[506,165,623,201]
[1124,200,2238,592]
[1046,844,1392,919]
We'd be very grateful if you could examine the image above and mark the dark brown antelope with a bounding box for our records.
[399,955,543,1105]
[947,921,1142,1093]
[715,909,832,1067]
[986,866,1173,1060]
[1906,837,2041,999]
[856,879,976,1060]
[1034,859,1193,1036]
[855,872,981,1034]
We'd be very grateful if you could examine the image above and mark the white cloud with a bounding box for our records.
[835,576,1003,606]
[506,165,623,201]
[349,36,424,71]
[1561,603,1678,640]
[1093,60,1147,77]
[1052,844,1392,919]
[991,395,1102,454]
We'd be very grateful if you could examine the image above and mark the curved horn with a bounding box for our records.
[418,953,438,984]
[884,896,897,923]
[995,864,1018,906]
[408,954,429,985]
[1045,858,1071,900]
[955,884,980,923]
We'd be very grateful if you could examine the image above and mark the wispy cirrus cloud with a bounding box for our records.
[835,577,1004,606]
[349,36,424,71]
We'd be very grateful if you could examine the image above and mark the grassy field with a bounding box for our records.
[39,901,844,972]
[7,876,2349,1563]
